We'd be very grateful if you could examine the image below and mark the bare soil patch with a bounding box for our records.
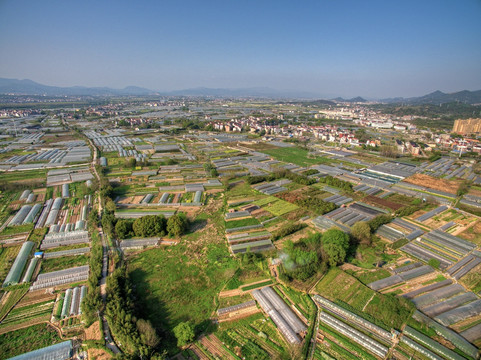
[404,174,460,194]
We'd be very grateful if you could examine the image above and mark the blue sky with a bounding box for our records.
[0,0,480,98]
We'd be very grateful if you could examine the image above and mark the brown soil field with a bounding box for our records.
[132,195,144,204]
[88,348,112,360]
[363,195,403,210]
[458,221,481,245]
[17,291,55,307]
[404,174,460,194]
[85,321,102,341]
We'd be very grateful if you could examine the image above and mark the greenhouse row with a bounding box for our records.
[225,211,250,220]
[252,286,306,344]
[2,241,34,287]
[460,323,481,343]
[423,292,478,318]
[403,326,466,360]
[412,284,465,309]
[9,205,32,226]
[400,336,443,360]
[225,224,263,233]
[320,312,388,358]
[230,239,274,254]
[401,241,453,270]
[252,181,289,195]
[313,295,392,340]
[416,205,448,222]
[403,279,453,299]
[447,254,481,280]
[61,184,69,198]
[49,220,85,234]
[435,299,481,326]
[60,286,87,318]
[227,231,271,244]
[43,247,91,259]
[19,189,32,200]
[120,238,159,249]
[392,261,422,274]
[323,194,353,206]
[31,265,89,291]
[412,310,478,359]
[217,300,257,316]
[368,263,433,291]
[21,257,39,283]
[6,340,73,360]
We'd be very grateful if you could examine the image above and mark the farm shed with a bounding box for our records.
[6,340,73,360]
[3,241,34,287]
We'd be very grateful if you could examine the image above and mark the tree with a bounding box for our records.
[351,221,372,245]
[428,258,440,269]
[115,219,133,239]
[323,243,347,267]
[167,213,188,237]
[137,319,160,348]
[173,322,194,347]
[322,228,350,267]
[380,145,398,158]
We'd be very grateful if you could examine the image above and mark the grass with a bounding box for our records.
[354,269,391,285]
[264,199,298,216]
[225,217,260,229]
[0,287,29,320]
[259,147,332,167]
[40,254,89,273]
[128,240,237,354]
[0,224,33,237]
[0,323,62,359]
[241,280,273,291]
[0,245,20,283]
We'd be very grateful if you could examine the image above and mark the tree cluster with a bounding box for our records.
[112,214,189,239]
[105,266,160,357]
[317,175,353,192]
[281,228,351,281]
[247,169,316,186]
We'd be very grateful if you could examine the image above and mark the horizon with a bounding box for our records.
[1,0,481,98]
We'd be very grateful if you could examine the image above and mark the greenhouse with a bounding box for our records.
[9,205,32,226]
[7,340,72,360]
[43,247,90,259]
[26,193,36,203]
[404,326,466,360]
[23,203,42,224]
[3,241,34,287]
[435,299,481,326]
[413,284,466,309]
[401,336,443,360]
[21,257,39,283]
[61,288,72,318]
[320,312,388,358]
[35,199,53,228]
[423,292,478,318]
[403,279,452,299]
[79,285,87,315]
[61,184,69,198]
[19,189,31,200]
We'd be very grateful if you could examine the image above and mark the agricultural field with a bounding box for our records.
[255,146,332,167]
[0,323,62,358]
[315,268,414,330]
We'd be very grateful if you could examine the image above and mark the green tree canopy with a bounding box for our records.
[351,221,372,245]
[173,322,195,347]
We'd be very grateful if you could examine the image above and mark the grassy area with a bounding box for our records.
[128,229,237,354]
[40,254,89,273]
[0,323,62,358]
[225,217,260,230]
[259,147,332,167]
[0,224,33,237]
[353,269,391,285]
[0,245,20,283]
[241,280,273,291]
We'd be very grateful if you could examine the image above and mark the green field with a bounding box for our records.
[40,254,89,273]
[0,323,62,359]
[128,231,237,353]
[225,217,260,229]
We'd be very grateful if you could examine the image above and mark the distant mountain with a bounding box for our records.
[0,78,157,96]
[164,86,319,99]
[381,89,481,105]
[332,96,367,103]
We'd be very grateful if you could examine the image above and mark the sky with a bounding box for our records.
[0,0,480,98]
